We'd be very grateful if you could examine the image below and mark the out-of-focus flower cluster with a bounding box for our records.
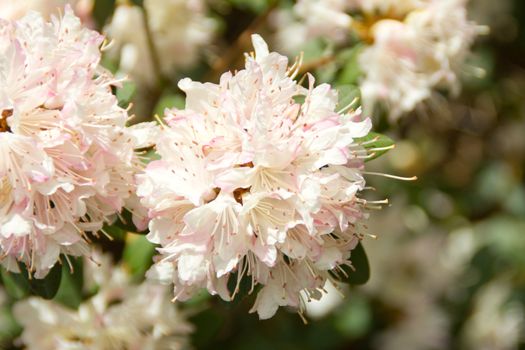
[0,0,94,25]
[105,0,216,87]
[275,0,486,120]
[138,35,374,319]
[0,8,143,277]
[13,251,192,350]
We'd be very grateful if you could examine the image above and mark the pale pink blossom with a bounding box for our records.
[290,0,484,120]
[0,0,94,26]
[139,35,373,319]
[360,0,484,119]
[0,8,143,277]
[105,0,216,86]
[14,252,192,350]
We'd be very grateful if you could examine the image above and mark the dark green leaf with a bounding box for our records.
[336,84,361,112]
[335,242,370,285]
[116,81,136,108]
[354,132,395,162]
[0,268,30,300]
[53,257,84,309]
[103,223,127,241]
[113,209,148,234]
[226,271,260,303]
[23,263,63,300]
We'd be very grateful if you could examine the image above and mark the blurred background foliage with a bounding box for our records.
[1,0,524,349]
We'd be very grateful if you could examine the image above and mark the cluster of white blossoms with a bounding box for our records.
[0,0,93,24]
[14,252,192,350]
[105,0,216,86]
[291,0,485,120]
[0,8,145,277]
[138,35,372,319]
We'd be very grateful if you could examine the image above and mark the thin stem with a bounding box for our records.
[206,2,278,81]
[141,4,162,85]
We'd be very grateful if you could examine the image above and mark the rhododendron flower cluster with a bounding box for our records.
[291,0,485,119]
[138,35,373,319]
[0,0,94,24]
[0,8,143,277]
[14,251,192,350]
[105,0,216,86]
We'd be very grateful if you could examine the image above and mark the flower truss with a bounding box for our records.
[14,251,192,350]
[291,0,486,120]
[0,8,144,277]
[105,0,216,86]
[138,34,377,319]
[0,0,93,24]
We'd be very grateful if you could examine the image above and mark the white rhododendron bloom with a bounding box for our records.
[14,252,192,350]
[294,0,425,43]
[360,0,484,119]
[0,0,93,24]
[292,0,484,119]
[105,0,216,86]
[0,8,144,277]
[294,0,352,43]
[138,34,373,319]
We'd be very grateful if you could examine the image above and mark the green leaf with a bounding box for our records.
[226,271,260,303]
[1,263,63,300]
[123,234,156,280]
[0,304,22,342]
[335,242,370,285]
[228,0,274,13]
[337,45,364,85]
[301,38,329,63]
[334,295,372,338]
[0,268,30,300]
[116,81,136,108]
[153,93,186,117]
[354,132,395,162]
[140,148,161,165]
[24,263,63,300]
[102,223,127,241]
[113,209,147,235]
[53,258,84,309]
[336,84,361,112]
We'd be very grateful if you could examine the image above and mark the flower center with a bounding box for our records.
[0,109,13,133]
[351,11,407,44]
[233,188,250,204]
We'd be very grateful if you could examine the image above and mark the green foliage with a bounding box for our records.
[228,0,275,13]
[1,268,30,300]
[335,242,370,285]
[335,84,361,112]
[116,81,137,108]
[1,263,63,300]
[355,132,395,162]
[336,45,364,85]
[53,258,84,309]
[153,93,186,116]
[113,209,148,235]
[123,234,156,280]
[333,295,372,338]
